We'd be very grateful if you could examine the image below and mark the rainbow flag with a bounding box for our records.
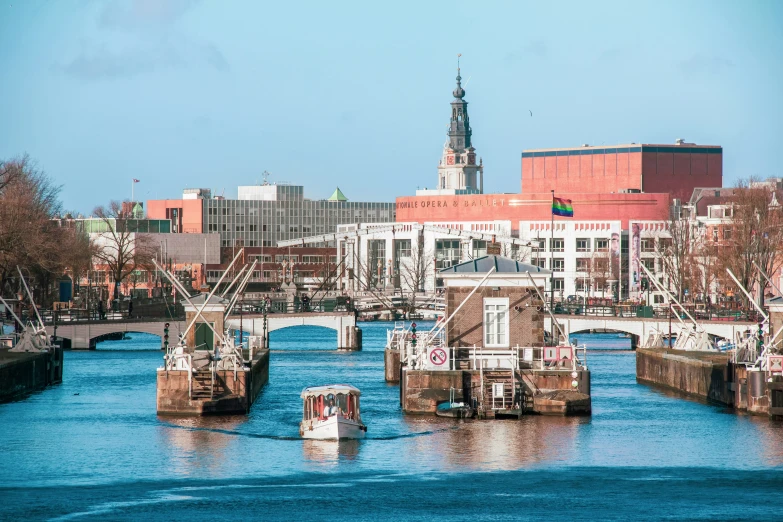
[552,197,573,217]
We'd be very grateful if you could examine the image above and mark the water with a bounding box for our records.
[2,324,783,520]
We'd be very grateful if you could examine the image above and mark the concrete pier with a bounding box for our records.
[384,348,400,382]
[0,347,63,402]
[400,367,591,416]
[156,349,269,415]
[636,348,783,417]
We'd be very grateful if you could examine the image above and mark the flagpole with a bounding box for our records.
[550,190,555,325]
[131,179,134,209]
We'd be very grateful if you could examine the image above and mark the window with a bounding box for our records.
[595,238,609,252]
[395,239,412,258]
[658,238,672,251]
[576,258,590,271]
[576,238,590,252]
[550,238,564,252]
[553,279,565,292]
[723,228,732,240]
[531,258,546,269]
[552,258,564,272]
[641,239,654,252]
[642,259,655,271]
[484,298,509,348]
[435,239,461,269]
[472,239,487,258]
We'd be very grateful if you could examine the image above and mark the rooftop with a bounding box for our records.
[439,255,551,275]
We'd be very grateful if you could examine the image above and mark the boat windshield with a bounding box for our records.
[302,391,360,421]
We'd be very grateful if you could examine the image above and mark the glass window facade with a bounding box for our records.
[201,189,395,248]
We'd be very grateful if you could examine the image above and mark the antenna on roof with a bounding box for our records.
[262,170,271,185]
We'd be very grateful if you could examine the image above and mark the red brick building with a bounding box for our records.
[521,142,722,196]
[395,192,669,229]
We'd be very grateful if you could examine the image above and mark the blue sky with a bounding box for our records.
[1,0,781,212]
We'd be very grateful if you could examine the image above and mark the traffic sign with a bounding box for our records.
[428,347,448,367]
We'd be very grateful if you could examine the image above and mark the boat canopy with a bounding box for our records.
[301,384,361,398]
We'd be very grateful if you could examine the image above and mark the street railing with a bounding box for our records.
[548,302,762,322]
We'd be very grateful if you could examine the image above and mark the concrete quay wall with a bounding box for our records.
[400,368,591,416]
[635,348,783,418]
[636,348,734,405]
[0,348,63,403]
[157,349,269,415]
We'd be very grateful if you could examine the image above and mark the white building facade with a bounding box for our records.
[518,220,623,301]
[335,221,516,292]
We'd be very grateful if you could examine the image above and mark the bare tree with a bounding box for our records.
[398,245,433,316]
[655,214,695,303]
[0,156,92,305]
[399,246,431,294]
[92,201,156,302]
[498,242,531,263]
[691,229,719,308]
[717,179,783,307]
[588,252,612,298]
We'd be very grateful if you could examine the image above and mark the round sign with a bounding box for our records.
[429,348,447,366]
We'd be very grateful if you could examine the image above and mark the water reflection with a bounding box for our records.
[303,439,361,465]
[401,415,588,471]
[157,416,248,476]
[749,416,783,466]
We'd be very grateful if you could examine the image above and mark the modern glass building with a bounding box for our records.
[149,184,395,248]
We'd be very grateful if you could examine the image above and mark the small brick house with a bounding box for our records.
[439,256,550,348]
[183,294,228,351]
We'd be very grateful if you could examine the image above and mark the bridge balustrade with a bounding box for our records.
[548,303,761,323]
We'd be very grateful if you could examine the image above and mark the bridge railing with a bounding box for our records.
[31,308,184,325]
[548,303,761,322]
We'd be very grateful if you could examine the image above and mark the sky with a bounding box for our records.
[1,0,782,213]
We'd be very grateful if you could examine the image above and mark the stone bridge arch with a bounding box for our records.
[46,320,186,349]
[226,313,360,350]
[548,315,753,349]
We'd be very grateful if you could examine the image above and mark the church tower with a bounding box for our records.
[437,58,483,194]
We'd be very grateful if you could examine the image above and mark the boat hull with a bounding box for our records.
[435,403,474,419]
[300,415,366,440]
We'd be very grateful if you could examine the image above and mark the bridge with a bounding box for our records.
[546,315,756,347]
[44,312,359,350]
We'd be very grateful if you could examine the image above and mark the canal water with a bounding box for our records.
[2,323,783,520]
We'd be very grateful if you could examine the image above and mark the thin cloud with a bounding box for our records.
[58,0,227,80]
[99,0,201,31]
[60,39,228,80]
[679,54,734,75]
[522,41,548,58]
[505,41,548,62]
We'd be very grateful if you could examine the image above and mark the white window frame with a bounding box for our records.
[484,297,510,348]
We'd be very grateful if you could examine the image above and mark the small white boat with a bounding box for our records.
[299,384,367,440]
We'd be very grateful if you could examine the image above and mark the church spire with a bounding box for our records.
[434,54,483,195]
[453,53,465,99]
[448,54,471,150]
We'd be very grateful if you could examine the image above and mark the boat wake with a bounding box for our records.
[158,421,458,441]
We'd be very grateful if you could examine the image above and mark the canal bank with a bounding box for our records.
[0,347,63,403]
[636,347,783,417]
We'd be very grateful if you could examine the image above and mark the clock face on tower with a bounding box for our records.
[447,155,455,165]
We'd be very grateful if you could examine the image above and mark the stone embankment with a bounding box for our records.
[636,348,783,417]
